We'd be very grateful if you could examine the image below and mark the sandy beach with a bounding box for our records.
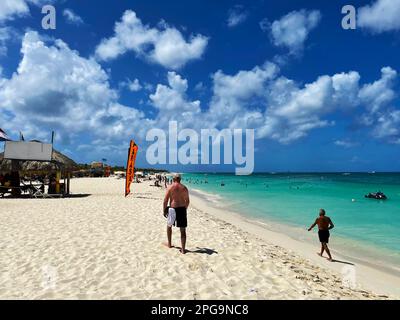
[0,177,398,300]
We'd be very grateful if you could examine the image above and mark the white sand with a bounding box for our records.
[0,177,398,299]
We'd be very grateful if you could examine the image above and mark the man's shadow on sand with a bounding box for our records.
[174,247,218,255]
[331,259,355,266]
[135,196,161,200]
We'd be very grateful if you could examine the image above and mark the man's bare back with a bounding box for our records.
[315,216,333,231]
[167,183,189,208]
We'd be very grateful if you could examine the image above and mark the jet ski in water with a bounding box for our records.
[365,191,387,200]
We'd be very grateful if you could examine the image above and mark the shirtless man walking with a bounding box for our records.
[163,174,190,254]
[308,209,335,261]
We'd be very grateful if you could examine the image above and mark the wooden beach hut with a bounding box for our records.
[0,141,78,197]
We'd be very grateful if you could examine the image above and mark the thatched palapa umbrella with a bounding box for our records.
[0,142,78,195]
[0,149,78,174]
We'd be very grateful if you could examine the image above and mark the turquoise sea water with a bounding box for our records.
[184,173,400,268]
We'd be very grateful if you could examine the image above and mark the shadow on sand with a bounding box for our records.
[135,196,162,200]
[64,194,92,198]
[176,247,218,255]
[331,259,355,266]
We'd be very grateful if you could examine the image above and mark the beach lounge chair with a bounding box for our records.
[0,186,11,198]
[27,184,48,198]
[21,182,62,199]
[29,185,62,198]
[0,185,25,197]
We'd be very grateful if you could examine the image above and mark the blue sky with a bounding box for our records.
[0,0,400,172]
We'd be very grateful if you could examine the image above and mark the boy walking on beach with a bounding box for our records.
[163,174,190,254]
[308,209,335,261]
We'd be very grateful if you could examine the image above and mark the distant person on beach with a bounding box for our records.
[308,209,335,261]
[163,174,190,254]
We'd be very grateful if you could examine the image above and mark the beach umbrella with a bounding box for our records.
[0,148,78,173]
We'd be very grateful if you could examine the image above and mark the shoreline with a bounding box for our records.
[189,188,400,297]
[0,177,397,299]
[189,187,400,274]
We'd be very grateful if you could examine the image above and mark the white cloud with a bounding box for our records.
[0,0,53,22]
[0,27,13,55]
[270,9,321,54]
[150,28,208,70]
[227,6,248,28]
[95,10,208,69]
[63,8,84,25]
[356,67,400,144]
[259,18,269,32]
[194,81,206,94]
[210,66,395,144]
[146,62,348,144]
[146,62,400,145]
[120,78,142,92]
[147,66,279,133]
[358,66,397,113]
[128,78,142,92]
[143,82,154,92]
[207,68,360,143]
[358,0,400,33]
[331,71,361,107]
[208,62,279,128]
[213,63,278,101]
[150,72,201,113]
[0,31,151,145]
[0,0,29,22]
[259,68,396,143]
[259,75,336,143]
[372,110,400,143]
[334,140,359,148]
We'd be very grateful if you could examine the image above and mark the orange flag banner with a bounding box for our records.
[125,140,138,197]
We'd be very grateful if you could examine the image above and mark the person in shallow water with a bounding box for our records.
[308,209,335,261]
[163,174,190,254]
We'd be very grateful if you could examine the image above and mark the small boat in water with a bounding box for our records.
[365,191,387,200]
